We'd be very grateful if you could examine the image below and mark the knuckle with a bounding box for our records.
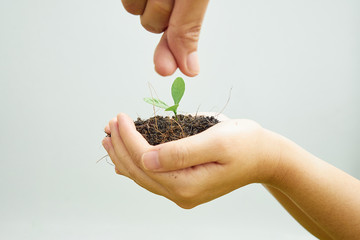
[139,0,173,33]
[152,0,173,16]
[212,136,227,155]
[170,143,189,169]
[176,201,196,210]
[172,185,196,203]
[169,23,202,46]
[232,119,263,136]
[183,25,201,42]
[128,149,142,165]
[125,166,136,178]
[173,189,197,209]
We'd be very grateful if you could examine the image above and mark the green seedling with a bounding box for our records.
[144,77,185,120]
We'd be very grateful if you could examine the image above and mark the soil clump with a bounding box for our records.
[134,114,220,145]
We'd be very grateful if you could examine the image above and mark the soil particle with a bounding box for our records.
[134,114,220,145]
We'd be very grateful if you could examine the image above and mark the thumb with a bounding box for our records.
[166,0,209,77]
[141,131,220,172]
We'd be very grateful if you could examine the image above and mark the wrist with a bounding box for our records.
[223,121,286,186]
[261,131,315,190]
[253,128,286,185]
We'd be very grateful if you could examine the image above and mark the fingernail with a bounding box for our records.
[142,151,160,170]
[187,51,200,75]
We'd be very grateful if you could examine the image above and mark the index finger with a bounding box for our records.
[117,113,151,165]
[166,0,209,75]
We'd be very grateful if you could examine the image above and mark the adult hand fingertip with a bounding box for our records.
[115,168,122,175]
[117,113,136,130]
[154,32,178,76]
[102,137,110,152]
[154,61,177,76]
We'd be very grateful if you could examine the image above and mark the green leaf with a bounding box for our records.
[171,77,185,105]
[143,98,169,109]
[165,104,179,114]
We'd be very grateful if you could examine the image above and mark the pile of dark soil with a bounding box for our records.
[135,114,220,145]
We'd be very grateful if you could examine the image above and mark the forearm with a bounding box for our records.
[264,185,332,239]
[268,133,360,239]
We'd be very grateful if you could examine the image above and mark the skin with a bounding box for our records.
[117,2,360,238]
[103,113,360,239]
[121,0,209,77]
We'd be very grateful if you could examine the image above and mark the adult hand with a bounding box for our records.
[103,113,360,239]
[121,0,210,77]
[103,113,280,208]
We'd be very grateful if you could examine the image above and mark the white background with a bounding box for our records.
[1,0,359,239]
